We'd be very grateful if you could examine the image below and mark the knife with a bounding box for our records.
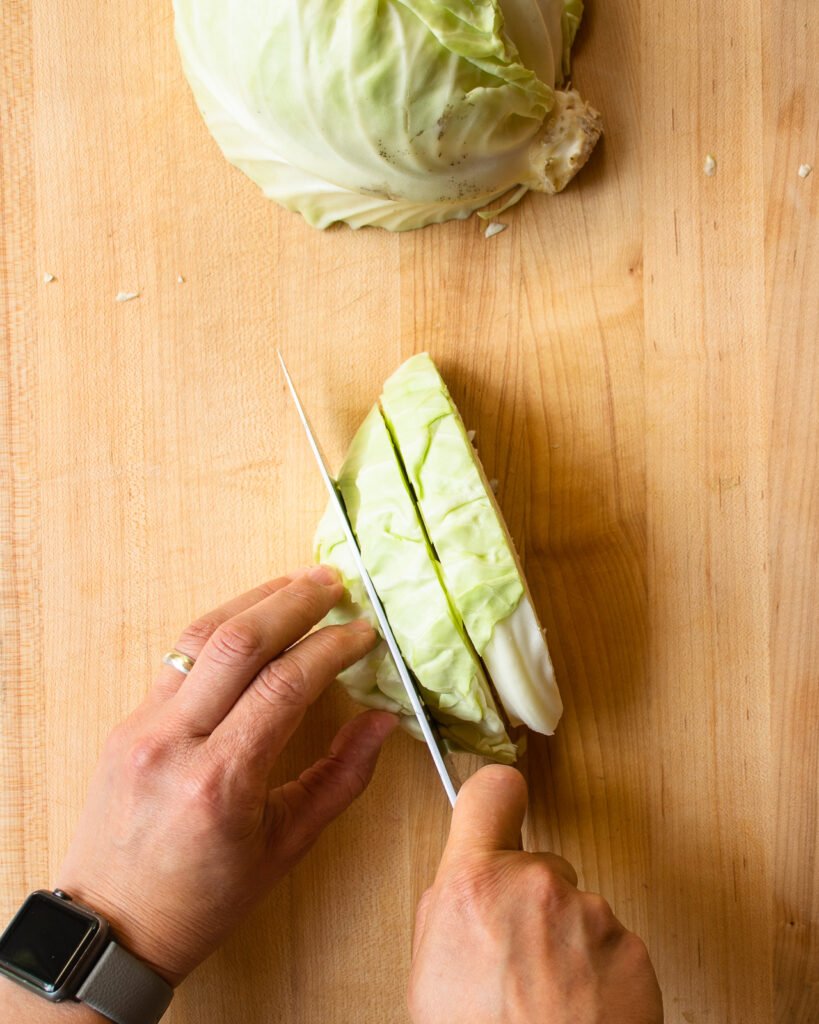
[278,352,460,807]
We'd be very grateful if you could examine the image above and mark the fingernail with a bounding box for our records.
[350,618,376,635]
[308,564,339,586]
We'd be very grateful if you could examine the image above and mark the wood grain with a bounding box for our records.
[766,3,819,1020]
[1,0,817,1022]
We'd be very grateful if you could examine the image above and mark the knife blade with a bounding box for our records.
[278,352,459,807]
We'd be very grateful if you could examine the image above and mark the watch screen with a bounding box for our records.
[0,892,98,991]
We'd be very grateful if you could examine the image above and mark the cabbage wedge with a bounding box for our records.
[314,354,562,762]
[315,406,518,763]
[380,353,562,734]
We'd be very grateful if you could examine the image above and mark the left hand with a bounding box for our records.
[56,565,397,987]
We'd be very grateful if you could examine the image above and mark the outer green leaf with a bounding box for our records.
[380,353,562,734]
[315,406,517,762]
[174,0,601,230]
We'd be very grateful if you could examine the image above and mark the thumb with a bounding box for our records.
[443,764,528,865]
[274,710,399,859]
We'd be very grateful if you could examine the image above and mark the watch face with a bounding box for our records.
[0,892,100,993]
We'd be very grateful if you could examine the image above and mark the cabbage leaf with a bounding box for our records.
[174,0,601,230]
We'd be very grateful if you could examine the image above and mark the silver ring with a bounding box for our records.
[162,649,196,676]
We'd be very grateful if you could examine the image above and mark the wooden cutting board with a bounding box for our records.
[2,1,817,1021]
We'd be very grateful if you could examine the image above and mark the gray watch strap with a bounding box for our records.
[76,941,173,1024]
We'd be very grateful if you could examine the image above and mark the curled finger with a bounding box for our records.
[209,618,379,770]
[152,571,310,700]
[172,567,344,733]
[271,710,398,864]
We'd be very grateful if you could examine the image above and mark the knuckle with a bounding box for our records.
[304,627,351,672]
[582,892,622,940]
[253,657,308,709]
[446,859,503,912]
[298,756,364,812]
[283,576,329,615]
[124,732,172,777]
[527,863,568,907]
[178,616,223,652]
[619,929,651,962]
[328,755,370,802]
[181,761,228,817]
[255,577,286,597]
[585,892,612,917]
[208,620,265,665]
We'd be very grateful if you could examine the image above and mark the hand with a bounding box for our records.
[55,566,397,987]
[408,766,663,1024]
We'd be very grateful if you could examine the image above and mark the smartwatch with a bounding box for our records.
[0,889,173,1024]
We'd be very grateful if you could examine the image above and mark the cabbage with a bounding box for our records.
[174,0,602,231]
[380,353,562,734]
[315,406,517,762]
[314,354,563,763]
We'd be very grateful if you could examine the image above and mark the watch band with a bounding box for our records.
[76,941,173,1024]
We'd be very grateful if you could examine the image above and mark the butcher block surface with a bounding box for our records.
[2,1,817,1021]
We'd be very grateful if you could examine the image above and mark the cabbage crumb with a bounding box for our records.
[115,291,140,303]
[43,272,56,284]
[703,154,717,176]
[798,164,813,179]
[484,222,508,239]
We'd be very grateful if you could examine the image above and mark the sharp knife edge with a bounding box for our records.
[278,352,459,807]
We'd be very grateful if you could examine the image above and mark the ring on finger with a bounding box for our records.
[162,648,197,676]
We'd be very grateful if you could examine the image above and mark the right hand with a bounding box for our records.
[408,765,663,1024]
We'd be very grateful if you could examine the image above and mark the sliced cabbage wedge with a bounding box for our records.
[314,406,517,763]
[314,355,562,761]
[380,354,562,735]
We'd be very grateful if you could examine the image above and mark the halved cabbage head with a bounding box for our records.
[314,354,562,761]
[174,0,602,231]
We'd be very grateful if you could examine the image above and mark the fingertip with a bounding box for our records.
[447,764,528,856]
[348,617,378,638]
[363,709,400,743]
[464,764,527,803]
[307,564,341,587]
[331,618,378,656]
[334,709,399,759]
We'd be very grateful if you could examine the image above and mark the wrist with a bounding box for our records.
[52,881,184,988]
[0,972,108,1023]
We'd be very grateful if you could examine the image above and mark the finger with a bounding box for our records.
[411,888,434,960]
[272,710,398,862]
[152,571,310,699]
[172,566,344,733]
[526,851,579,887]
[443,764,528,865]
[210,619,379,768]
